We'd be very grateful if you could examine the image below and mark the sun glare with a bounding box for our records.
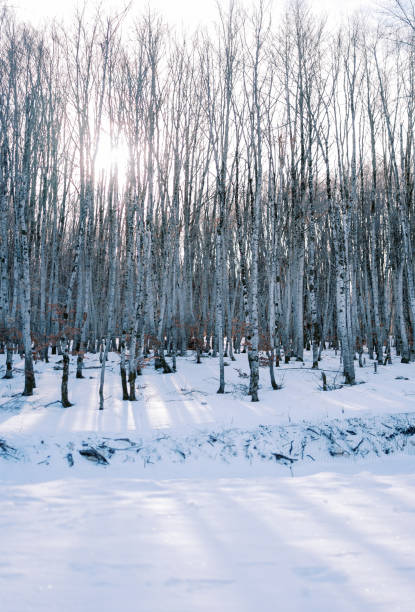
[94,133,130,187]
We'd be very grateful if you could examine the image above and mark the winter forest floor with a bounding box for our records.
[1,349,415,611]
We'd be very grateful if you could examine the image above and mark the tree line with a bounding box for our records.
[1,0,415,405]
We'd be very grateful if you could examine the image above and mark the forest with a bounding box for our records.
[1,0,415,406]
[4,2,415,610]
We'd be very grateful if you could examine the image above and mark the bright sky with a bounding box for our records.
[11,0,376,29]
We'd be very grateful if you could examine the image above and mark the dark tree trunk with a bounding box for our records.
[61,351,73,407]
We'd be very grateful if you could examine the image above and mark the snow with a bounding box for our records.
[1,351,415,437]
[2,467,415,611]
[1,350,415,610]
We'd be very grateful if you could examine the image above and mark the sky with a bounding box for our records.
[10,0,376,30]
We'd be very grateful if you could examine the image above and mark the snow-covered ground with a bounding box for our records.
[1,350,415,611]
[2,350,415,438]
[2,464,415,612]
